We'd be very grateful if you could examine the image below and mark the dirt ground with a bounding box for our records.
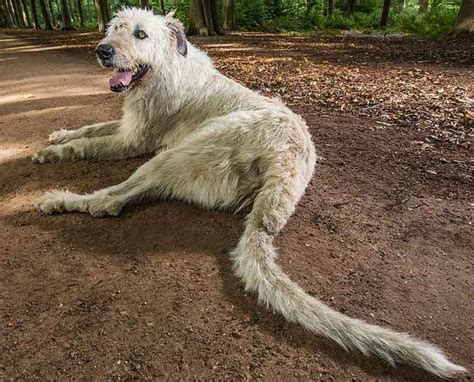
[0,30,472,381]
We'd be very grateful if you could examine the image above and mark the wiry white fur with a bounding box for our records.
[32,8,466,379]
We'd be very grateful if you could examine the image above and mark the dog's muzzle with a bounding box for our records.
[96,44,115,66]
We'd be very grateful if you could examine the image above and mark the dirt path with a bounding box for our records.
[0,32,472,381]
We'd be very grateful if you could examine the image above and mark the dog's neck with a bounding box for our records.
[124,42,216,113]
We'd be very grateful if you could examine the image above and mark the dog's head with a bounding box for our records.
[96,7,187,93]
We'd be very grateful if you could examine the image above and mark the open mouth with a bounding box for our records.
[109,65,150,92]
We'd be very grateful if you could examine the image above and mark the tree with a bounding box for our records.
[59,0,74,29]
[30,0,41,28]
[159,0,165,14]
[20,0,32,27]
[418,0,428,13]
[139,0,149,8]
[94,0,104,31]
[209,0,222,32]
[380,0,391,27]
[222,0,235,30]
[0,0,13,27]
[327,0,334,16]
[2,0,17,27]
[12,0,26,27]
[453,0,474,34]
[38,0,53,29]
[187,0,224,36]
[349,0,356,15]
[75,0,83,27]
[103,0,110,20]
[94,0,109,32]
[49,0,56,25]
[8,0,20,27]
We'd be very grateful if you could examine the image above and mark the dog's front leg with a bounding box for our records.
[48,120,120,144]
[32,134,144,163]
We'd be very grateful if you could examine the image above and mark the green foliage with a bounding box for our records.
[392,6,459,35]
[235,0,268,30]
[263,15,313,32]
[232,0,461,36]
[311,11,381,32]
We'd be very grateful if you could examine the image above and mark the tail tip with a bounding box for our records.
[432,359,467,379]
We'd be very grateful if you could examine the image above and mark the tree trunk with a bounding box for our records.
[0,3,8,27]
[201,0,215,33]
[0,4,6,27]
[12,0,26,27]
[222,0,234,30]
[75,0,83,27]
[1,0,13,27]
[48,0,55,24]
[87,0,92,21]
[30,0,41,27]
[210,0,224,34]
[59,0,73,29]
[94,0,105,32]
[418,0,428,13]
[380,0,391,27]
[139,0,149,9]
[10,0,20,27]
[400,0,405,9]
[187,0,224,36]
[38,0,53,28]
[53,0,60,25]
[12,0,25,28]
[4,0,17,27]
[20,0,32,27]
[94,0,109,32]
[94,0,104,31]
[8,0,20,26]
[453,0,474,34]
[349,0,356,15]
[327,0,334,16]
[159,0,165,14]
[188,0,208,35]
[103,0,110,21]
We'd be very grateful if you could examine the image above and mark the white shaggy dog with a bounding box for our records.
[33,8,465,378]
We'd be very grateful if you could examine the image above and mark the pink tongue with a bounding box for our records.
[110,71,133,86]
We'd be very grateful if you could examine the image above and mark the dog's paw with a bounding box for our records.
[32,146,62,164]
[87,195,124,217]
[32,145,74,164]
[34,191,72,214]
[48,129,76,144]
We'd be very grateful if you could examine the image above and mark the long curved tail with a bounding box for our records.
[230,151,466,379]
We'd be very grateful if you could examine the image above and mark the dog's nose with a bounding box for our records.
[96,44,115,60]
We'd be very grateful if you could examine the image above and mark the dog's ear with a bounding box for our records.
[165,14,187,57]
[164,10,176,18]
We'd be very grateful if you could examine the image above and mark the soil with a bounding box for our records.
[0,30,472,381]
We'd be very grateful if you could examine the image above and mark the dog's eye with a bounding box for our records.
[134,30,148,40]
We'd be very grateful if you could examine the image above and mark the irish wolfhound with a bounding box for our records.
[32,8,465,378]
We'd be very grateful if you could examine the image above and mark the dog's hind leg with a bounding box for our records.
[48,120,120,144]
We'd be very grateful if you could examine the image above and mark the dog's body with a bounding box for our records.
[33,8,465,378]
